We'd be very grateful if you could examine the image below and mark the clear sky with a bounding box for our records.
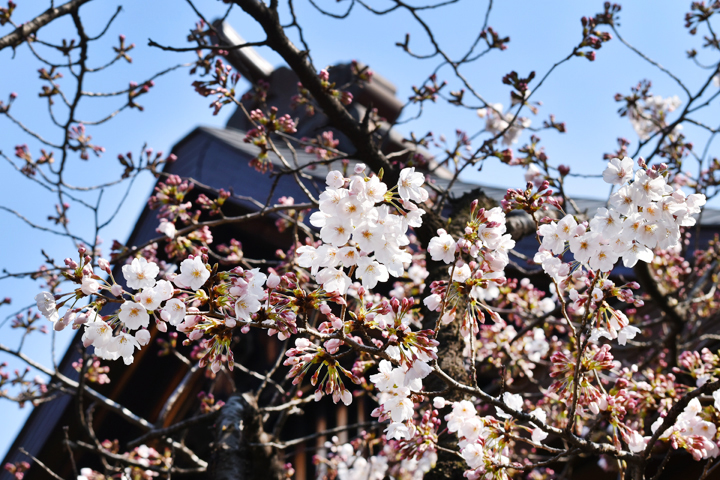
[0,0,717,461]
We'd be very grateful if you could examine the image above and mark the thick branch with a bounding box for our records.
[211,393,284,480]
[633,260,684,366]
[0,0,92,52]
[233,0,396,184]
[127,410,220,448]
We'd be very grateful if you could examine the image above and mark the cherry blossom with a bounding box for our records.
[174,256,210,290]
[118,301,149,330]
[80,276,100,296]
[161,298,187,326]
[397,167,429,203]
[602,156,634,184]
[121,257,159,290]
[109,332,141,365]
[34,292,59,323]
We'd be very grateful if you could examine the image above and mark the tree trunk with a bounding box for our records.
[421,190,497,480]
[211,392,285,480]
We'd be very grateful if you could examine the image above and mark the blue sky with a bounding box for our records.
[0,0,717,460]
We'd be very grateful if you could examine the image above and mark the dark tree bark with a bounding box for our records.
[421,190,498,480]
[211,393,285,480]
[0,0,93,52]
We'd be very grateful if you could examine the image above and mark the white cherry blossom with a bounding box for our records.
[161,298,187,326]
[82,319,113,348]
[175,256,210,291]
[109,331,141,365]
[316,267,352,294]
[135,329,151,346]
[235,294,261,322]
[427,232,456,264]
[602,156,634,184]
[556,215,578,241]
[397,167,428,203]
[157,219,176,239]
[538,221,564,255]
[362,175,388,203]
[122,257,159,290]
[461,443,484,469]
[35,291,59,323]
[356,257,389,289]
[81,276,100,296]
[326,170,345,189]
[118,301,149,330]
[320,217,353,247]
[136,287,162,311]
[496,392,523,419]
[154,279,175,301]
[621,242,653,268]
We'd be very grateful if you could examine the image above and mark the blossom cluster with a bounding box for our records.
[370,358,433,440]
[477,103,531,146]
[33,167,431,378]
[650,398,719,460]
[76,443,171,480]
[442,393,548,477]
[82,257,176,364]
[26,146,720,480]
[318,433,437,480]
[284,337,358,405]
[297,166,427,294]
[424,203,514,336]
[627,94,681,140]
[537,157,706,279]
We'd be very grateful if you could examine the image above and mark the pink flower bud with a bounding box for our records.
[266,273,281,289]
[324,338,341,354]
[98,258,111,273]
[135,329,151,346]
[332,317,343,330]
[64,258,78,269]
[390,297,400,313]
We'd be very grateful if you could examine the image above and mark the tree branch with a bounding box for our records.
[0,0,93,52]
[233,0,396,184]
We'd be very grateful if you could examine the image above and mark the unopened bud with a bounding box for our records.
[267,273,281,289]
[390,297,401,313]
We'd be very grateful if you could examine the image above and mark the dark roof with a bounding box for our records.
[181,126,720,226]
